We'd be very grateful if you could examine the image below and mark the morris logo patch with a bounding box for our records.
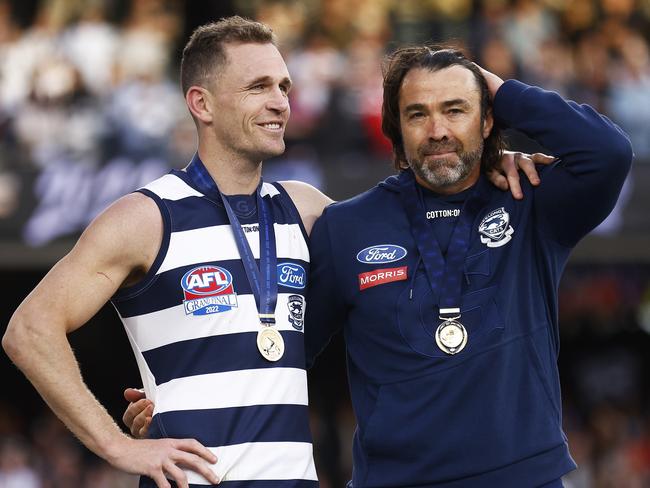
[478,207,514,248]
[180,265,238,315]
[358,266,408,290]
[356,244,407,264]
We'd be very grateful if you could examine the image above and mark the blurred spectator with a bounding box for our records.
[339,36,389,159]
[560,0,598,40]
[0,1,61,115]
[107,73,186,161]
[60,1,119,97]
[13,56,108,168]
[527,38,575,97]
[572,31,611,112]
[253,0,309,50]
[0,437,40,488]
[607,30,650,160]
[285,30,345,139]
[121,0,181,44]
[503,0,558,76]
[477,36,520,81]
[106,0,186,161]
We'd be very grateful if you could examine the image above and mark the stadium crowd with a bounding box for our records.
[0,0,649,486]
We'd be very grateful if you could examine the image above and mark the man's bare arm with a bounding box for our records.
[279,180,335,235]
[2,193,219,488]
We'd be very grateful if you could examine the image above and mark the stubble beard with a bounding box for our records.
[409,138,484,189]
[217,126,287,166]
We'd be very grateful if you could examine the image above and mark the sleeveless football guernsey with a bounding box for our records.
[111,170,316,487]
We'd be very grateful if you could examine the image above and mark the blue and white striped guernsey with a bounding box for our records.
[111,169,317,487]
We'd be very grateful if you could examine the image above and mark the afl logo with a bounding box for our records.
[180,266,238,316]
[181,266,233,295]
[277,263,306,289]
[356,244,407,264]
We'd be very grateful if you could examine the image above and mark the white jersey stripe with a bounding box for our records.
[261,182,280,198]
[158,223,309,274]
[121,321,159,404]
[142,174,203,200]
[185,442,317,484]
[155,368,308,413]
[143,175,280,201]
[124,293,305,352]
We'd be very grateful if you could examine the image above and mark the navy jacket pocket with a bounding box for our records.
[359,334,565,487]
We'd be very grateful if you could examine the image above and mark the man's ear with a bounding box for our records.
[186,86,213,124]
[482,108,494,139]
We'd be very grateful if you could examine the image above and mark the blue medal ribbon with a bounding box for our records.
[398,168,490,319]
[186,154,277,325]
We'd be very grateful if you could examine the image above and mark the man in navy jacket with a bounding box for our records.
[305,47,633,487]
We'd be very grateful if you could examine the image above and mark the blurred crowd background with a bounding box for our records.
[0,0,649,487]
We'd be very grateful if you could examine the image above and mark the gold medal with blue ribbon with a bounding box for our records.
[187,154,284,361]
[398,169,490,355]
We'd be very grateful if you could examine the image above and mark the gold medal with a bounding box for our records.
[257,327,285,361]
[435,319,467,355]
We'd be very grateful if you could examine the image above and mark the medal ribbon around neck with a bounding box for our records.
[397,168,490,353]
[186,154,279,329]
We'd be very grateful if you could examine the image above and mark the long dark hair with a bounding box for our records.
[381,46,504,171]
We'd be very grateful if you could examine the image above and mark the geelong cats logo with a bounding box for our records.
[287,294,305,331]
[478,207,514,248]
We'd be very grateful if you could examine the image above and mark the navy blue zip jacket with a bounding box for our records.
[305,80,633,487]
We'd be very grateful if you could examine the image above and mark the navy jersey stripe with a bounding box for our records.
[149,404,311,446]
[113,258,308,318]
[143,331,305,385]
[165,195,301,232]
[140,479,318,488]
[169,170,300,229]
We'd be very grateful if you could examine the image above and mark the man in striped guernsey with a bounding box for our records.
[3,16,331,488]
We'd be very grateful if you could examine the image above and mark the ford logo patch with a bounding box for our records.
[356,244,407,264]
[277,262,306,289]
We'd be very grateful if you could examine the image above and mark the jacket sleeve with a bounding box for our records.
[493,80,634,247]
[304,206,346,369]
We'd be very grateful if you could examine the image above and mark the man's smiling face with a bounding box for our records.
[209,42,292,164]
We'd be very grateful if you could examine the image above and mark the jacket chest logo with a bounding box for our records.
[358,266,408,290]
[478,207,514,248]
[356,244,407,264]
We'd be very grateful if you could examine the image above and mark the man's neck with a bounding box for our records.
[196,147,262,196]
